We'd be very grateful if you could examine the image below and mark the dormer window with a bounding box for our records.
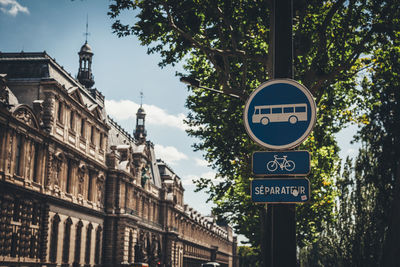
[120,151,127,161]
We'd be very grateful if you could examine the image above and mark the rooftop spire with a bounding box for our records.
[140,90,144,107]
[84,14,90,43]
[135,91,147,143]
[77,15,95,88]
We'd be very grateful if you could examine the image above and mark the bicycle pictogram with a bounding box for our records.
[266,155,295,172]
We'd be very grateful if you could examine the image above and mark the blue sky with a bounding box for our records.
[0,0,218,216]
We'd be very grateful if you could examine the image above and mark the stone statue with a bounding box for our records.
[0,74,9,107]
[134,232,145,263]
[141,166,150,187]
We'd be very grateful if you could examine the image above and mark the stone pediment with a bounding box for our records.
[12,104,40,129]
[67,86,84,106]
[88,103,103,121]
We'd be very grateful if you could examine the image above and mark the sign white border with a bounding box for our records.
[243,79,316,150]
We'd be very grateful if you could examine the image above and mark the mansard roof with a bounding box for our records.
[107,115,162,188]
[0,51,103,107]
[0,51,107,126]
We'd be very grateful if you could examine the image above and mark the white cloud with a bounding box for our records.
[105,99,187,131]
[182,171,219,186]
[195,158,209,167]
[0,0,29,16]
[154,144,188,166]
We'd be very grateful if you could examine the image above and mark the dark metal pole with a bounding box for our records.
[266,0,296,266]
[273,0,293,79]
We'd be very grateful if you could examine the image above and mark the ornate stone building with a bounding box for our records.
[0,43,237,267]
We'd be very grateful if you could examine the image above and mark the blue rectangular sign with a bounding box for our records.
[251,178,310,203]
[252,151,310,176]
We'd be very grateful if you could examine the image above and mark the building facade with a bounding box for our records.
[0,43,237,267]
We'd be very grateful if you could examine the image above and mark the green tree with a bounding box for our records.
[352,37,400,266]
[299,156,380,267]
[108,0,398,261]
[300,21,400,266]
[238,246,261,267]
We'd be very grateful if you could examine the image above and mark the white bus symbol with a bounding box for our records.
[252,103,307,125]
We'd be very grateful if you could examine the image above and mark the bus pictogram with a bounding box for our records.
[243,79,316,149]
[252,103,307,125]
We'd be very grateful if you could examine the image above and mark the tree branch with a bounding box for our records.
[162,3,254,98]
[315,0,345,63]
[216,5,238,51]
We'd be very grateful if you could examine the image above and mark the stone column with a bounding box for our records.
[42,91,55,133]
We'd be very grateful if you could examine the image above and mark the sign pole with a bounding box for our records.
[268,0,296,266]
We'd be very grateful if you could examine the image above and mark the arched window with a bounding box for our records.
[49,214,61,262]
[10,199,19,257]
[62,217,72,263]
[74,220,83,265]
[128,230,133,263]
[85,223,93,264]
[94,226,102,265]
[28,201,40,259]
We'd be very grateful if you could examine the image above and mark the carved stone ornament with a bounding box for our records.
[13,105,40,129]
[97,174,105,203]
[33,100,44,126]
[77,164,86,195]
[42,92,55,132]
[0,75,9,106]
[51,152,64,186]
[26,141,34,179]
[141,165,150,188]
[134,231,146,263]
[46,154,53,186]
[7,133,13,173]
[15,108,34,125]
[97,183,103,203]
[97,173,105,183]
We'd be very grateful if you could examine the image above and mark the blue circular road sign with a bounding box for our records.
[244,79,316,150]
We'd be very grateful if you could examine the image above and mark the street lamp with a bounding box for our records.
[179,76,242,99]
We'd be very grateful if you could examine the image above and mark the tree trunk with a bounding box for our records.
[382,159,400,267]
